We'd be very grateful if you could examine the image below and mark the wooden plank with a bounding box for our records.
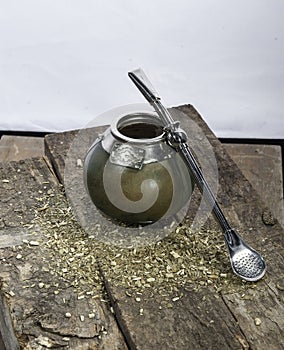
[0,135,44,162]
[44,104,284,349]
[224,144,283,227]
[0,158,128,349]
[102,278,249,350]
[0,157,58,229]
[178,105,284,350]
[44,130,79,184]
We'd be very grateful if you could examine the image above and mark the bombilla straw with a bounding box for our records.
[128,68,266,282]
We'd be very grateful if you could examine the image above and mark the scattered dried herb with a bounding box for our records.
[18,184,258,303]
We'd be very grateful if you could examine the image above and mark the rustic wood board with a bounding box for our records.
[224,143,283,227]
[45,104,284,350]
[0,135,44,162]
[0,158,128,349]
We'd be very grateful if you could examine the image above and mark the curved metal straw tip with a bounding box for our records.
[128,68,160,103]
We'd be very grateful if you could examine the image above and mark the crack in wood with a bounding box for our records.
[220,293,250,350]
[98,266,133,350]
[43,156,61,186]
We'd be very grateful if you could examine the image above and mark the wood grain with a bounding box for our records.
[0,158,128,349]
[1,104,283,349]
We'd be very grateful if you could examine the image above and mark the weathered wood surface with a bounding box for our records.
[44,104,284,350]
[224,143,283,227]
[0,136,44,162]
[0,158,128,349]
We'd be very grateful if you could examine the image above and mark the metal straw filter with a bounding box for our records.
[128,68,266,282]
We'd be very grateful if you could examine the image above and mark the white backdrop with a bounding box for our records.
[0,0,283,138]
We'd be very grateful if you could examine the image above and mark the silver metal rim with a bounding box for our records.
[111,112,165,145]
